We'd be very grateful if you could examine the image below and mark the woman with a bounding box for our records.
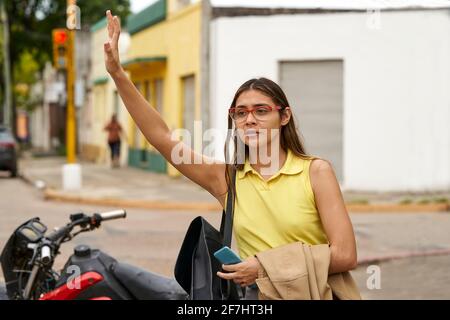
[104,10,357,298]
[104,114,123,168]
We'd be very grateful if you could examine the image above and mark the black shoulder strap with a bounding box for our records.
[219,168,245,300]
[220,168,236,247]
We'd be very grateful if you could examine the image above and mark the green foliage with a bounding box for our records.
[417,198,431,205]
[432,197,449,204]
[347,198,370,205]
[76,0,130,27]
[13,50,41,111]
[1,0,130,116]
[57,143,67,156]
[0,26,3,63]
[399,198,413,205]
[14,50,39,85]
[6,0,131,73]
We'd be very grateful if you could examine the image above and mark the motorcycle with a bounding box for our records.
[0,210,188,300]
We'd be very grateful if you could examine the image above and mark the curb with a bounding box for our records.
[42,188,450,213]
[44,189,222,212]
[21,170,449,213]
[346,203,449,213]
[357,248,450,266]
[19,172,34,186]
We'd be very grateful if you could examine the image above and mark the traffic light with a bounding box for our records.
[52,29,70,70]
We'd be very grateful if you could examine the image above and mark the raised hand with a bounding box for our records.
[104,10,122,76]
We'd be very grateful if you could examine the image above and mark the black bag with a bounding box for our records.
[174,171,241,300]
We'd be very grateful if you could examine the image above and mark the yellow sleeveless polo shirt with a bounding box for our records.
[232,149,329,259]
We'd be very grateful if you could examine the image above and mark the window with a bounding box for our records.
[154,78,164,116]
[133,82,145,149]
[145,80,151,102]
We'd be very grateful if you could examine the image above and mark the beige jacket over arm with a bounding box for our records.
[255,242,362,300]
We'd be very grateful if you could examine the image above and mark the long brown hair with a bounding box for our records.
[224,77,314,196]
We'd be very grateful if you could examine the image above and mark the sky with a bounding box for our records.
[130,0,159,13]
[210,0,450,9]
[131,0,450,13]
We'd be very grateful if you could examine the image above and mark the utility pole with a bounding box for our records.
[1,0,12,127]
[60,0,81,191]
[66,0,76,163]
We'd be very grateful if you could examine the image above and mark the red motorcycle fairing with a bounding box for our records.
[39,272,105,300]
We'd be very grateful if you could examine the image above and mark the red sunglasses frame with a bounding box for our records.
[228,105,284,120]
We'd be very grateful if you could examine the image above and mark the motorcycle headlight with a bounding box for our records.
[18,227,41,243]
[31,221,47,234]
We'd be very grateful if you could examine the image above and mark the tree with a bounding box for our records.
[1,0,130,131]
[6,0,130,70]
[13,49,40,112]
[76,0,130,27]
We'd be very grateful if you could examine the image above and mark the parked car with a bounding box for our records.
[0,126,18,177]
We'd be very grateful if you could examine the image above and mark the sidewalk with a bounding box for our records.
[19,155,450,213]
[20,156,220,211]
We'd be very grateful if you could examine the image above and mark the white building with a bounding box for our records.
[30,31,93,156]
[207,0,450,192]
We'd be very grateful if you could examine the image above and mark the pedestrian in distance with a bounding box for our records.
[104,113,123,168]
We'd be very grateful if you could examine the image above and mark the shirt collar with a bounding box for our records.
[237,149,304,180]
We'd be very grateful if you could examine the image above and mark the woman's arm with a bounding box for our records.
[310,159,358,274]
[104,11,227,201]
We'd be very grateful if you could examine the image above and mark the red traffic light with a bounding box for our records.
[53,29,68,45]
[52,29,70,70]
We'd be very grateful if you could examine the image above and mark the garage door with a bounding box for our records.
[279,60,344,182]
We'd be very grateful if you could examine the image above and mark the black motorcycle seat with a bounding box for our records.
[111,262,188,300]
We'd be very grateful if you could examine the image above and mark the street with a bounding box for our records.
[1,176,450,299]
[352,255,450,300]
[0,175,220,278]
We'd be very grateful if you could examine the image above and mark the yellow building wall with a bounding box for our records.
[127,2,202,176]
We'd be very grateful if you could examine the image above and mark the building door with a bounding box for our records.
[279,60,344,182]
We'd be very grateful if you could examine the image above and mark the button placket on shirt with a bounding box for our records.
[260,179,270,191]
[250,170,270,191]
[256,172,283,192]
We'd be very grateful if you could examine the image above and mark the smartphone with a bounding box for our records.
[213,246,242,265]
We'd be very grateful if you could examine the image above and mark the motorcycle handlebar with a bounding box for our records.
[46,210,126,242]
[46,225,70,242]
[98,209,127,221]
